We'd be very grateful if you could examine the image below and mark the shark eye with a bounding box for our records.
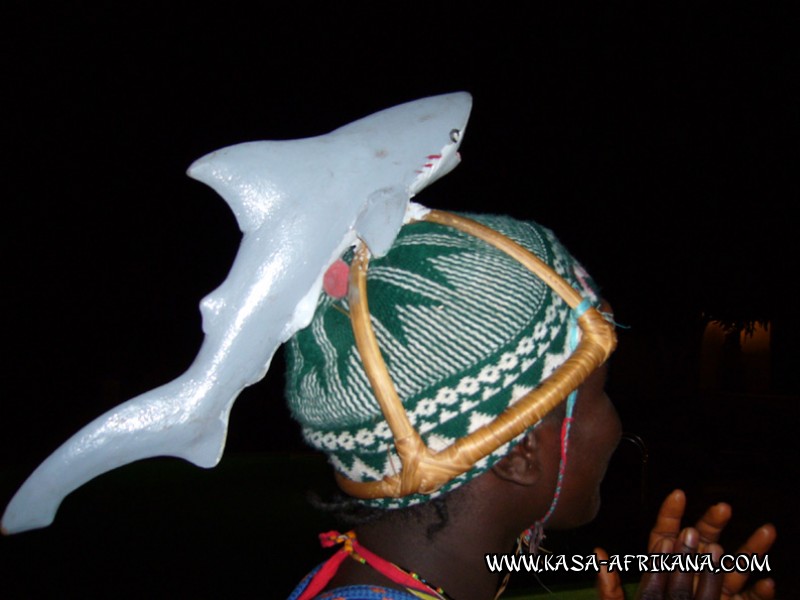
[449,129,461,143]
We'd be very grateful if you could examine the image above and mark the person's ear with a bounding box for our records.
[491,429,540,486]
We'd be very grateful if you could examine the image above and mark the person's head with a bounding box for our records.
[478,357,620,535]
[285,210,620,534]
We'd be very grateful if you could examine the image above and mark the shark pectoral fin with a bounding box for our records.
[355,187,409,258]
[175,412,229,469]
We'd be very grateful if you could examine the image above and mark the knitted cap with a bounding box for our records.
[285,213,600,508]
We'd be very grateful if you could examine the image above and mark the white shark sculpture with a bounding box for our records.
[2,92,472,534]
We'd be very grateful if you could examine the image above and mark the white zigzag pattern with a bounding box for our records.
[297,218,588,466]
[369,265,453,302]
[370,314,422,396]
[401,304,485,373]
[331,454,385,483]
[308,322,572,453]
[393,232,474,250]
[430,252,544,340]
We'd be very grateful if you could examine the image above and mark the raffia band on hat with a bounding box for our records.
[286,210,615,508]
[338,211,616,499]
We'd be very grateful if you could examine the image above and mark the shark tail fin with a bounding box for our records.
[1,381,232,535]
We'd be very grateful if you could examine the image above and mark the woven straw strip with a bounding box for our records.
[336,211,616,499]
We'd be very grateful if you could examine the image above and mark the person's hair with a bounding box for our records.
[309,488,456,541]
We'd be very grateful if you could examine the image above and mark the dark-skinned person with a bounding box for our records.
[596,490,776,600]
[284,211,775,600]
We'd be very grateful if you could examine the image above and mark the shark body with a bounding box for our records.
[2,92,472,534]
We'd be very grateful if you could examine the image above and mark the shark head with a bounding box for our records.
[406,97,469,195]
[408,124,465,195]
[328,92,472,198]
[186,92,471,237]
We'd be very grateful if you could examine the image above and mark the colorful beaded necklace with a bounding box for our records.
[295,530,453,600]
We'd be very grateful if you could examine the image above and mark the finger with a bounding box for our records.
[722,525,777,598]
[648,489,686,552]
[693,543,724,600]
[666,527,698,598]
[735,524,777,556]
[595,547,625,600]
[733,578,775,600]
[694,502,732,551]
[635,537,672,600]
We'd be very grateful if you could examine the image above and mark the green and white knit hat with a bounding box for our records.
[285,213,600,508]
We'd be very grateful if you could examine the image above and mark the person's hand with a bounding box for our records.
[595,546,625,600]
[596,489,776,600]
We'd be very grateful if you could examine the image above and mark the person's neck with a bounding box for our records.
[326,500,519,600]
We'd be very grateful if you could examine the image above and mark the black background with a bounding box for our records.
[2,4,796,598]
